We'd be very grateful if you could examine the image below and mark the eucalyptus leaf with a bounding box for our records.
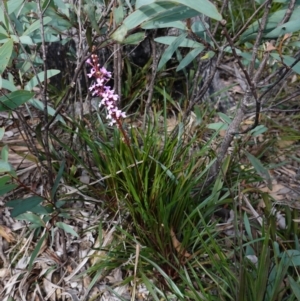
[0,90,34,111]
[22,17,52,36]
[51,161,65,200]
[139,0,221,21]
[123,32,145,45]
[245,151,272,189]
[265,19,300,38]
[6,196,45,217]
[157,33,187,71]
[279,250,300,266]
[270,53,300,75]
[29,233,47,271]
[240,6,300,42]
[250,125,268,137]
[112,0,221,42]
[113,4,124,26]
[16,213,45,227]
[288,275,300,299]
[1,145,8,162]
[28,98,65,124]
[0,0,23,16]
[207,122,228,131]
[84,4,102,35]
[56,222,79,237]
[0,160,13,173]
[111,2,175,41]
[0,39,13,74]
[176,47,204,71]
[142,20,187,30]
[155,36,203,48]
[0,127,4,140]
[25,70,61,91]
[0,183,17,196]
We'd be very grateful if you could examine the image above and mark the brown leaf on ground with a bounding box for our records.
[0,225,15,243]
[170,228,191,258]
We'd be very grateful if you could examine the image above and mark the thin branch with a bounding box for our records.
[279,0,296,25]
[259,55,300,102]
[45,51,90,129]
[232,0,270,43]
[212,0,229,36]
[37,0,54,187]
[248,0,272,78]
[144,34,158,129]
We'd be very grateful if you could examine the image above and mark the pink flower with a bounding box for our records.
[87,54,126,126]
[100,67,112,78]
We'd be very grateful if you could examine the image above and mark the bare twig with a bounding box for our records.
[37,0,54,187]
[262,89,300,112]
[279,0,296,25]
[248,0,272,78]
[144,34,158,129]
[186,50,223,118]
[259,54,300,103]
[232,0,271,43]
[212,0,229,36]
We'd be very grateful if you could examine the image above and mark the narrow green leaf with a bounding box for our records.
[25,70,61,91]
[83,4,102,35]
[16,212,45,227]
[6,196,44,217]
[28,98,66,124]
[176,47,204,71]
[270,53,300,75]
[123,32,145,45]
[18,35,34,45]
[265,20,300,38]
[142,20,187,30]
[140,272,161,301]
[0,39,13,74]
[29,233,48,271]
[51,161,65,200]
[138,0,222,20]
[56,222,79,237]
[5,0,24,14]
[140,4,204,26]
[0,90,34,111]
[22,17,52,36]
[112,0,221,41]
[0,183,17,196]
[250,125,268,137]
[113,4,124,26]
[288,275,300,300]
[245,151,272,189]
[0,127,4,140]
[155,36,203,48]
[166,0,222,21]
[279,250,300,266]
[1,145,8,162]
[157,33,187,71]
[0,175,10,185]
[207,122,228,131]
[0,160,13,173]
[0,77,17,91]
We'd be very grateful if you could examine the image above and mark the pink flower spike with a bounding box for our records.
[96,78,104,86]
[89,83,96,91]
[87,68,96,78]
[86,58,93,66]
[100,67,112,78]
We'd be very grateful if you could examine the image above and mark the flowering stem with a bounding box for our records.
[87,53,143,189]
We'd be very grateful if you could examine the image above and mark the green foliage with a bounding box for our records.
[1,0,300,300]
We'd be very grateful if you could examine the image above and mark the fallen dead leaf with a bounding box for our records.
[170,228,191,258]
[0,225,15,243]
